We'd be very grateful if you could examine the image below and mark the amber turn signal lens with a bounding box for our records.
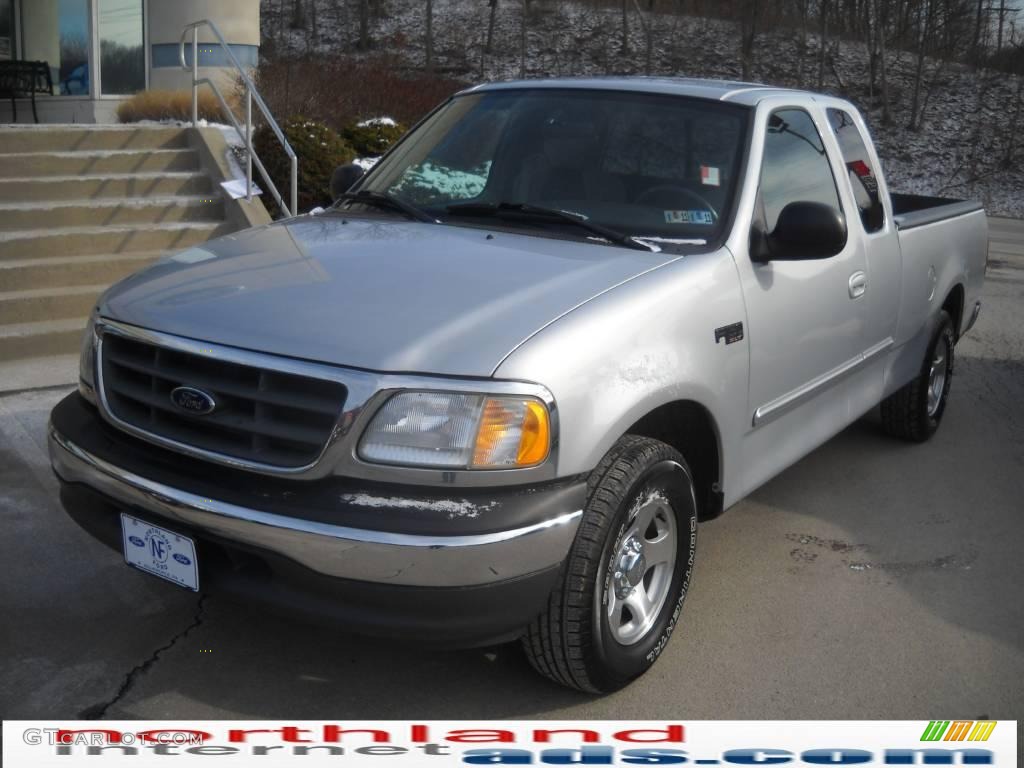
[472,397,551,468]
[517,400,550,465]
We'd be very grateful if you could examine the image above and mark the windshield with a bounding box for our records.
[358,89,750,247]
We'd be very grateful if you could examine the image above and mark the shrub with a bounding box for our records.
[253,115,354,215]
[116,89,224,123]
[255,54,464,134]
[341,117,407,157]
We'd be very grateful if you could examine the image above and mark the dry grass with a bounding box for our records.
[116,89,228,124]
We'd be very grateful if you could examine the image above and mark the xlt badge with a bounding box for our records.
[715,322,744,345]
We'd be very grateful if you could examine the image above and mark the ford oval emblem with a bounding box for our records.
[128,535,145,547]
[172,553,192,566]
[170,386,217,415]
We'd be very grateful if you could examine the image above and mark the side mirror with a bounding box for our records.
[331,163,365,201]
[768,201,847,260]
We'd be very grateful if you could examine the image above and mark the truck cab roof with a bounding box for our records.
[463,76,812,107]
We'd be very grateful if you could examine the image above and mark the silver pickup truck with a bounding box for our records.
[49,78,988,693]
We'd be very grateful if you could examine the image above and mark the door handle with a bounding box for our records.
[849,271,867,299]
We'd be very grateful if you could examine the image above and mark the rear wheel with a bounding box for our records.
[881,310,955,442]
[522,435,698,693]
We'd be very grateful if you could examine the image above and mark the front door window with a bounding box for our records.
[759,108,843,232]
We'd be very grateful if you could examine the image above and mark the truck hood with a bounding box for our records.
[99,216,675,377]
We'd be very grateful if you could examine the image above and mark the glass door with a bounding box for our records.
[98,0,143,94]
[0,0,14,60]
[17,0,90,94]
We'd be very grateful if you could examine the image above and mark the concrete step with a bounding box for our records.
[0,284,105,324]
[0,253,161,291]
[0,173,213,202]
[0,197,225,231]
[0,353,78,393]
[0,126,189,153]
[0,223,224,260]
[0,149,200,178]
[0,317,88,362]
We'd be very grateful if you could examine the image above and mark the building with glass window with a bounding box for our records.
[0,0,259,123]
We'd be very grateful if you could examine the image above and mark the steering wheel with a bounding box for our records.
[635,185,719,221]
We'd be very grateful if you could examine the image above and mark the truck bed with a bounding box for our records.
[885,191,988,393]
[891,192,985,230]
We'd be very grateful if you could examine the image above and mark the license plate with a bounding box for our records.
[120,513,199,591]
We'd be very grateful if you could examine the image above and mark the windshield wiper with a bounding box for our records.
[337,190,438,223]
[445,201,657,252]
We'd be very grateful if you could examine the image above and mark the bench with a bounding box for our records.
[0,61,54,123]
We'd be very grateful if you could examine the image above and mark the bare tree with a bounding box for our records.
[631,0,655,73]
[738,0,763,80]
[973,0,986,60]
[486,0,499,54]
[358,0,371,50]
[873,0,892,123]
[290,0,306,30]
[794,0,810,86]
[908,0,936,130]
[998,0,1008,51]
[621,0,631,54]
[1005,63,1024,166]
[425,0,434,71]
[817,0,830,89]
[520,0,529,78]
[309,0,318,53]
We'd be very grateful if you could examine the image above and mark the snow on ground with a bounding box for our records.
[262,0,1024,217]
[357,117,398,128]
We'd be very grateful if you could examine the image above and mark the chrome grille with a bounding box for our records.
[100,332,347,468]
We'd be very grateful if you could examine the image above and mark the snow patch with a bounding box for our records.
[357,117,398,128]
[353,156,380,171]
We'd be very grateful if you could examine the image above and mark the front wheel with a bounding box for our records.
[522,435,698,693]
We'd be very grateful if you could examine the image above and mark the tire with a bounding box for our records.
[881,309,955,442]
[522,435,698,693]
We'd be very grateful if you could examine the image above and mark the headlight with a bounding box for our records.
[359,391,551,469]
[78,309,98,404]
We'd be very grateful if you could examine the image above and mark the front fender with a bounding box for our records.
[494,248,749,507]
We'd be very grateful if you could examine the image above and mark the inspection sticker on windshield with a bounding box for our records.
[701,165,721,186]
[665,210,714,225]
[121,513,199,591]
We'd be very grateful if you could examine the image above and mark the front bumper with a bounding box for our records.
[49,393,584,645]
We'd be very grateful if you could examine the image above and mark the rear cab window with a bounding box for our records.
[826,108,884,233]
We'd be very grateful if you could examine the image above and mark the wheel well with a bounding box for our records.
[943,284,965,339]
[627,401,723,521]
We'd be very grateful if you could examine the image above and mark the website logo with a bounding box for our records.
[921,721,997,742]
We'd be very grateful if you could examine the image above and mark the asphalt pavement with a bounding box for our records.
[1,218,1022,720]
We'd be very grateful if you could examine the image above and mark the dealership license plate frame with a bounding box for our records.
[120,512,200,591]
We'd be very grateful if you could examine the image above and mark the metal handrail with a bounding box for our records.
[179,19,298,217]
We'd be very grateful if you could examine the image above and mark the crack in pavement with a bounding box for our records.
[79,594,208,720]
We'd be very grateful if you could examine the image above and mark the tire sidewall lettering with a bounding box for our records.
[646,516,696,664]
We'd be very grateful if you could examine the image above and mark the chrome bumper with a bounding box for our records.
[48,425,581,588]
